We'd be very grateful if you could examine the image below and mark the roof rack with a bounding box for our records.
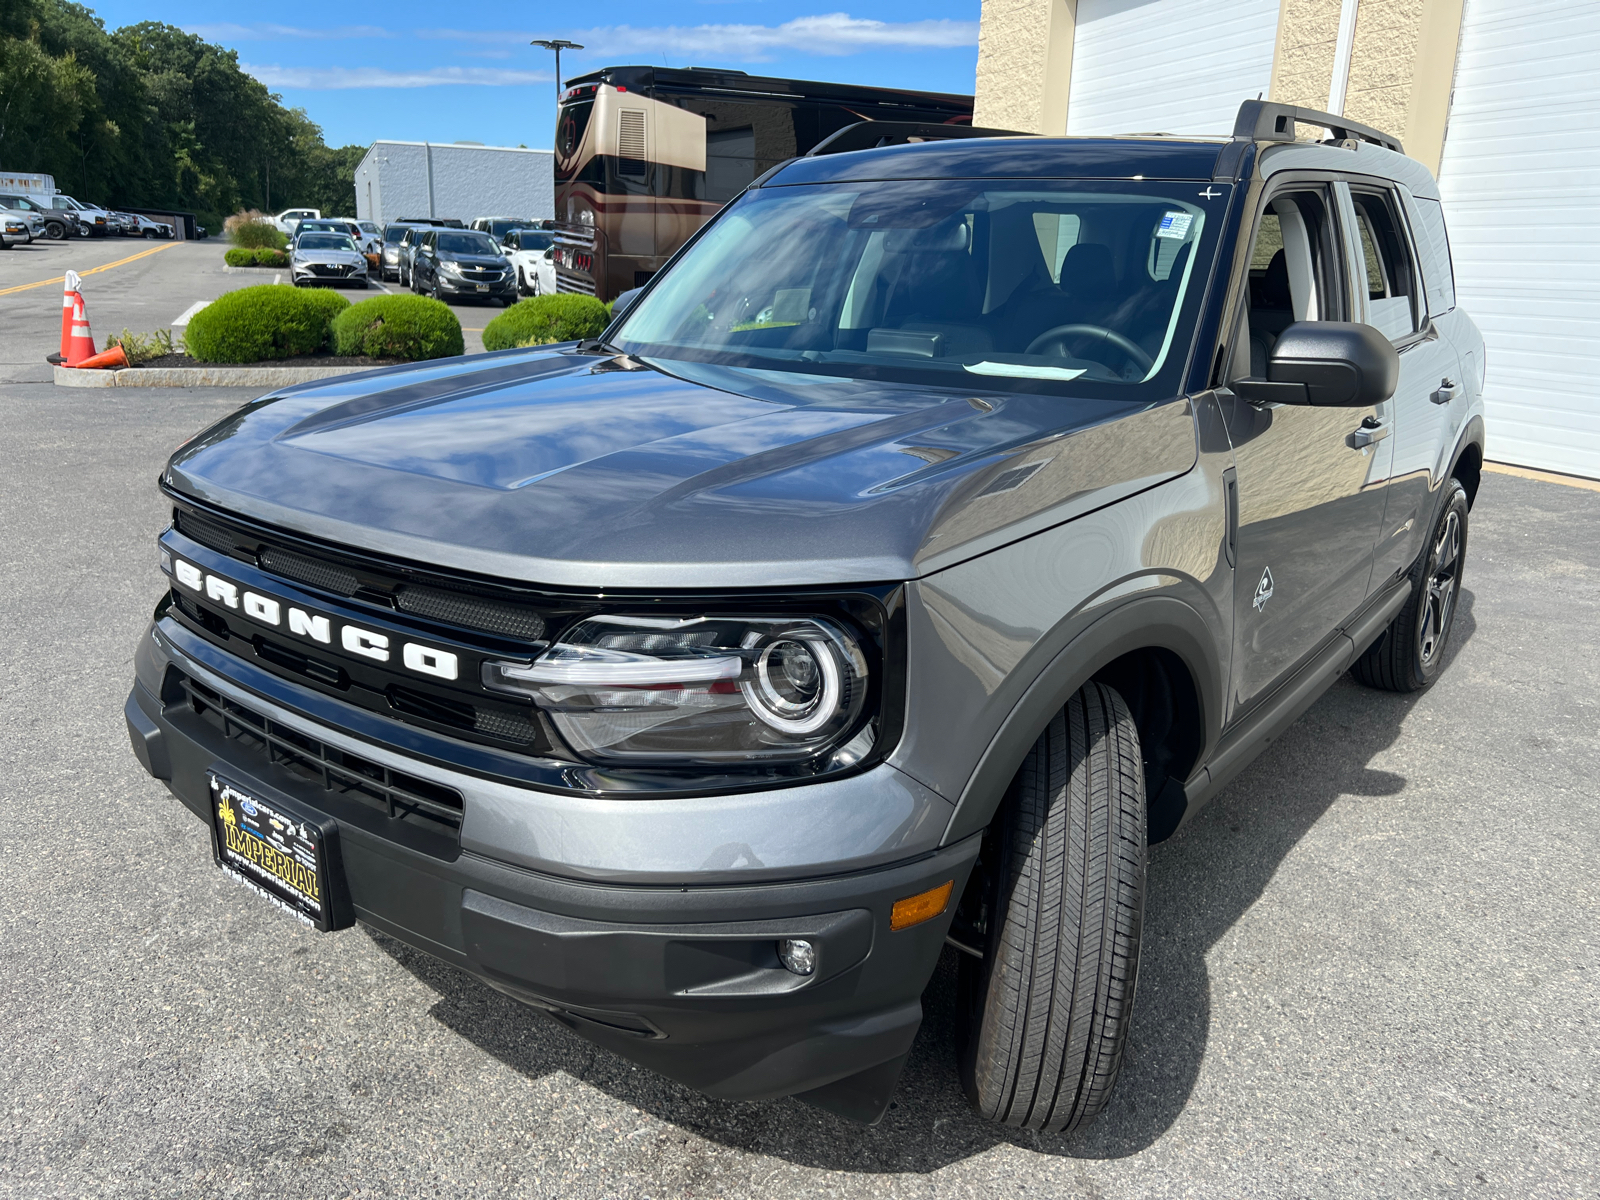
[807,120,1028,158]
[1233,100,1403,154]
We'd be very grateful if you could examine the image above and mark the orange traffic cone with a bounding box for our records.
[48,269,82,365]
[77,345,129,370]
[64,287,96,367]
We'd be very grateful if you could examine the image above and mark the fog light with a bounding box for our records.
[777,938,816,976]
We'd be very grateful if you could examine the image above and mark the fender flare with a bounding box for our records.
[943,595,1224,844]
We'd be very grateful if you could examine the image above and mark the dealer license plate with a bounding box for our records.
[209,773,343,931]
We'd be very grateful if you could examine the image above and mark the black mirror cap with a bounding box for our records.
[611,286,644,320]
[1265,320,1400,407]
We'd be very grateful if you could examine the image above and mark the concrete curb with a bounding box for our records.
[219,264,286,276]
[54,364,375,388]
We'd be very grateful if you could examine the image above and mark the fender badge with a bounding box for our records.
[1252,566,1275,611]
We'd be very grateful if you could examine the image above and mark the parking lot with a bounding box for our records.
[0,238,497,381]
[1,360,1596,1194]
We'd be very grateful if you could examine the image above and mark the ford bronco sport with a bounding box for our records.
[126,100,1485,1130]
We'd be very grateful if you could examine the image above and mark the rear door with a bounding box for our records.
[1221,179,1392,716]
[1341,182,1464,587]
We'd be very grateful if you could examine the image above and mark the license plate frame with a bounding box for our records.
[208,771,351,932]
[474,283,489,292]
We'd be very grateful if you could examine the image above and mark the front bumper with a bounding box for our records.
[126,619,976,1121]
[437,273,515,299]
[292,262,368,286]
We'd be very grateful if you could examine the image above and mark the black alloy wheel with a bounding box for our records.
[1353,477,1469,692]
[958,682,1147,1131]
[44,219,67,240]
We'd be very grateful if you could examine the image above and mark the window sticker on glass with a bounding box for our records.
[1156,212,1193,240]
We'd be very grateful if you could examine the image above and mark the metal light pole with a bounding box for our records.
[529,39,583,100]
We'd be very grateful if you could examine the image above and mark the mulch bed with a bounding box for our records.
[133,353,405,369]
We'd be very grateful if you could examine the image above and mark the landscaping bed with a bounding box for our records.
[132,351,403,369]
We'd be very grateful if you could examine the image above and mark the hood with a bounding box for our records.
[294,248,364,264]
[166,350,1196,588]
[440,253,507,268]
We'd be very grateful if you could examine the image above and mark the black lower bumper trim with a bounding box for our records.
[127,674,981,1114]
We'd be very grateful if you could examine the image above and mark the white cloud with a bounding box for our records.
[243,64,551,90]
[424,13,978,62]
[187,23,394,41]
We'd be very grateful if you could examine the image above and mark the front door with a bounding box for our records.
[1221,181,1393,717]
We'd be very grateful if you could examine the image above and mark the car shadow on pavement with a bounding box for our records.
[372,593,1476,1171]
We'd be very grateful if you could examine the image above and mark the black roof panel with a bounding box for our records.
[769,137,1226,185]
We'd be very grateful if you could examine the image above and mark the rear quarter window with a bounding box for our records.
[1411,197,1456,316]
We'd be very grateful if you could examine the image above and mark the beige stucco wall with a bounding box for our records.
[974,0,1463,171]
[974,0,1076,134]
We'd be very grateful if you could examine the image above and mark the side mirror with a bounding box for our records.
[1235,321,1399,407]
[611,287,644,320]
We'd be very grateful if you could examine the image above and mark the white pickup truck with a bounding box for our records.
[270,208,321,235]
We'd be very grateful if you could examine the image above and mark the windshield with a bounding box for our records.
[515,231,553,251]
[298,234,357,252]
[615,180,1222,396]
[436,231,499,256]
[383,224,412,241]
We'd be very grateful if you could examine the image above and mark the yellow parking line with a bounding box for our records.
[0,241,180,297]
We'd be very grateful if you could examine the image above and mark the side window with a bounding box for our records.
[1232,186,1346,380]
[1410,197,1456,316]
[1349,189,1420,341]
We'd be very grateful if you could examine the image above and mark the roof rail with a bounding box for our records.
[1233,100,1402,154]
[807,120,1029,157]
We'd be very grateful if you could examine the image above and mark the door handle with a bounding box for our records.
[1347,417,1391,449]
[1431,378,1461,405]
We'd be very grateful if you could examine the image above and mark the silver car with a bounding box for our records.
[290,232,369,289]
[1,214,30,248]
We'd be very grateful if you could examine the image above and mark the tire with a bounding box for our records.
[144,229,156,239]
[1353,478,1468,693]
[44,220,67,240]
[74,223,91,239]
[959,682,1147,1132]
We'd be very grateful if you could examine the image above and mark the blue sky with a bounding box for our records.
[90,1,981,150]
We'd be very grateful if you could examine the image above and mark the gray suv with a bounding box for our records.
[125,101,1485,1130]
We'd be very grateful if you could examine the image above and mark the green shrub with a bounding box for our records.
[331,295,464,361]
[184,285,350,363]
[231,218,287,251]
[223,247,253,267]
[105,327,175,365]
[252,246,287,266]
[482,294,610,352]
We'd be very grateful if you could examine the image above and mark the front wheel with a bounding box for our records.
[74,223,91,238]
[44,220,67,240]
[959,682,1146,1131]
[1353,478,1468,692]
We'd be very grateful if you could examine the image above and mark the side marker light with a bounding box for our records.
[890,881,954,932]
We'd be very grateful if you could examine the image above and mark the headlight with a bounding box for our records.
[482,614,871,766]
[439,260,463,275]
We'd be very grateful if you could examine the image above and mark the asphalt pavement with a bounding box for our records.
[0,238,495,382]
[0,378,1595,1198]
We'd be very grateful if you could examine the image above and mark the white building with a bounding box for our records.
[353,142,554,226]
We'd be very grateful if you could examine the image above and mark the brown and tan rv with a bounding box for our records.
[552,66,973,302]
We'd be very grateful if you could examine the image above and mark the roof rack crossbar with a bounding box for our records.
[1233,100,1402,153]
[806,120,1029,158]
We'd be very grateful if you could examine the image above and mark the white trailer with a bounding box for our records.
[352,142,554,227]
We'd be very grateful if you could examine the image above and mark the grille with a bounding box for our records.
[173,503,555,644]
[258,546,360,597]
[396,585,545,641]
[177,671,464,836]
[309,263,353,276]
[176,509,248,557]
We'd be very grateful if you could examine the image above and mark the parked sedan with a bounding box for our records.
[1,215,30,248]
[127,214,174,239]
[502,228,555,296]
[380,222,429,282]
[409,228,515,305]
[290,233,370,289]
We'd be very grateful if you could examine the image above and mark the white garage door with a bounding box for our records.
[1065,0,1280,137]
[1437,0,1600,478]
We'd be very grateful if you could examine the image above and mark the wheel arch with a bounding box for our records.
[1449,416,1486,508]
[943,596,1222,848]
